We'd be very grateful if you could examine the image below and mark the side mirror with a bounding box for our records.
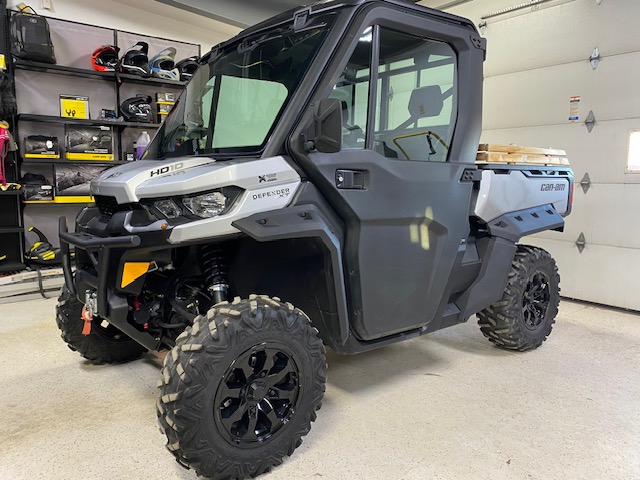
[306,98,342,153]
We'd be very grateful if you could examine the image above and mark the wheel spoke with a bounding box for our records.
[274,386,297,402]
[237,359,255,381]
[218,384,242,400]
[243,407,259,440]
[225,400,248,424]
[261,350,277,376]
[266,366,290,388]
[260,399,282,427]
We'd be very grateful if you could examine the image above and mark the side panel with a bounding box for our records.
[474,169,570,222]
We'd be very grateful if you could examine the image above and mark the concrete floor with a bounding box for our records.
[1,298,639,480]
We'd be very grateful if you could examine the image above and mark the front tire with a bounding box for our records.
[477,245,560,351]
[56,286,147,364]
[157,295,326,480]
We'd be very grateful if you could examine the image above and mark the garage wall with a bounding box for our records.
[10,0,241,249]
[433,0,640,310]
[7,0,242,50]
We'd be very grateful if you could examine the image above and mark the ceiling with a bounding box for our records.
[153,0,457,28]
[154,0,309,28]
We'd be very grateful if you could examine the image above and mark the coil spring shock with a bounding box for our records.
[202,244,229,304]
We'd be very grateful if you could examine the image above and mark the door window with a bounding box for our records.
[330,29,373,150]
[376,28,457,162]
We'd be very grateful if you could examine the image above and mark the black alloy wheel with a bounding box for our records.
[216,343,301,447]
[522,271,551,330]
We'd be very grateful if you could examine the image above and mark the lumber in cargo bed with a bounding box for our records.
[477,144,569,166]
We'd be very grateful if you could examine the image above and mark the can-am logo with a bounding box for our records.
[150,163,184,177]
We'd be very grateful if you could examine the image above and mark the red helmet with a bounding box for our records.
[91,45,120,72]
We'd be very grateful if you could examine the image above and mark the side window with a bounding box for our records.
[375,28,457,162]
[330,28,373,149]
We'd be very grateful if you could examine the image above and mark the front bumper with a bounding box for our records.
[59,212,168,351]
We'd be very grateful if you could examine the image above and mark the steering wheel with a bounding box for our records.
[392,131,449,160]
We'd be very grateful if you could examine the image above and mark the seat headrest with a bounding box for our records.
[408,85,444,118]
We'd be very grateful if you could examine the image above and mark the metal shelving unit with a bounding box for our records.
[1,5,200,272]
[18,113,160,129]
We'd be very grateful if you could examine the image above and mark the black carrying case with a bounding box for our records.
[10,6,56,64]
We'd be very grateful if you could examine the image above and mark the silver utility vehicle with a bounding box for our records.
[57,1,574,478]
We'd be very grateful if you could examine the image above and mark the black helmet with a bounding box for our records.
[173,56,199,81]
[121,94,153,123]
[92,45,120,72]
[120,42,151,77]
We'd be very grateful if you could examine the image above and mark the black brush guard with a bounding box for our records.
[59,217,159,350]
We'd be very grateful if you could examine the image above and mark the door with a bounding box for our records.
[296,24,479,341]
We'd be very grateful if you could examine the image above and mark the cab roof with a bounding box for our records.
[211,0,477,57]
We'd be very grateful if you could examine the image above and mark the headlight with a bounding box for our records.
[143,187,243,221]
[154,199,181,219]
[182,191,228,218]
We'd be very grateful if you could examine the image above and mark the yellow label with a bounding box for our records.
[54,196,94,204]
[156,101,176,106]
[121,262,151,288]
[24,153,60,159]
[0,55,6,71]
[66,152,114,161]
[60,96,89,119]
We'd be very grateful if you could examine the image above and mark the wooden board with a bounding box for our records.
[477,143,569,166]
[476,152,570,166]
[478,143,566,156]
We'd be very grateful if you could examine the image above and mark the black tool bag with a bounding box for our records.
[10,6,56,64]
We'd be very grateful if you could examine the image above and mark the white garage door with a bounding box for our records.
[424,0,640,310]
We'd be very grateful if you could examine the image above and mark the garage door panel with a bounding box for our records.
[522,237,640,310]
[530,184,640,249]
[483,0,640,77]
[528,192,592,245]
[481,119,640,186]
[483,51,640,130]
[451,0,637,312]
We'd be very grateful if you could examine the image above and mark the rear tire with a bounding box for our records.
[56,286,146,364]
[157,295,326,480]
[477,245,560,351]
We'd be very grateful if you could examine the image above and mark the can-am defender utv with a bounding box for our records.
[56,1,574,478]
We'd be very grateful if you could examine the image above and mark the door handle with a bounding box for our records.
[336,169,365,190]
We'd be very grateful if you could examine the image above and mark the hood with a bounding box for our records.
[91,156,300,204]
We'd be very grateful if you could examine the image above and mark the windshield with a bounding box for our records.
[147,15,335,159]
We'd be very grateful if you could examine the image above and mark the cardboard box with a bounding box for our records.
[156,92,176,103]
[23,184,54,201]
[24,135,60,159]
[65,125,114,161]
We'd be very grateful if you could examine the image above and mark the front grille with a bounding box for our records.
[95,195,132,218]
